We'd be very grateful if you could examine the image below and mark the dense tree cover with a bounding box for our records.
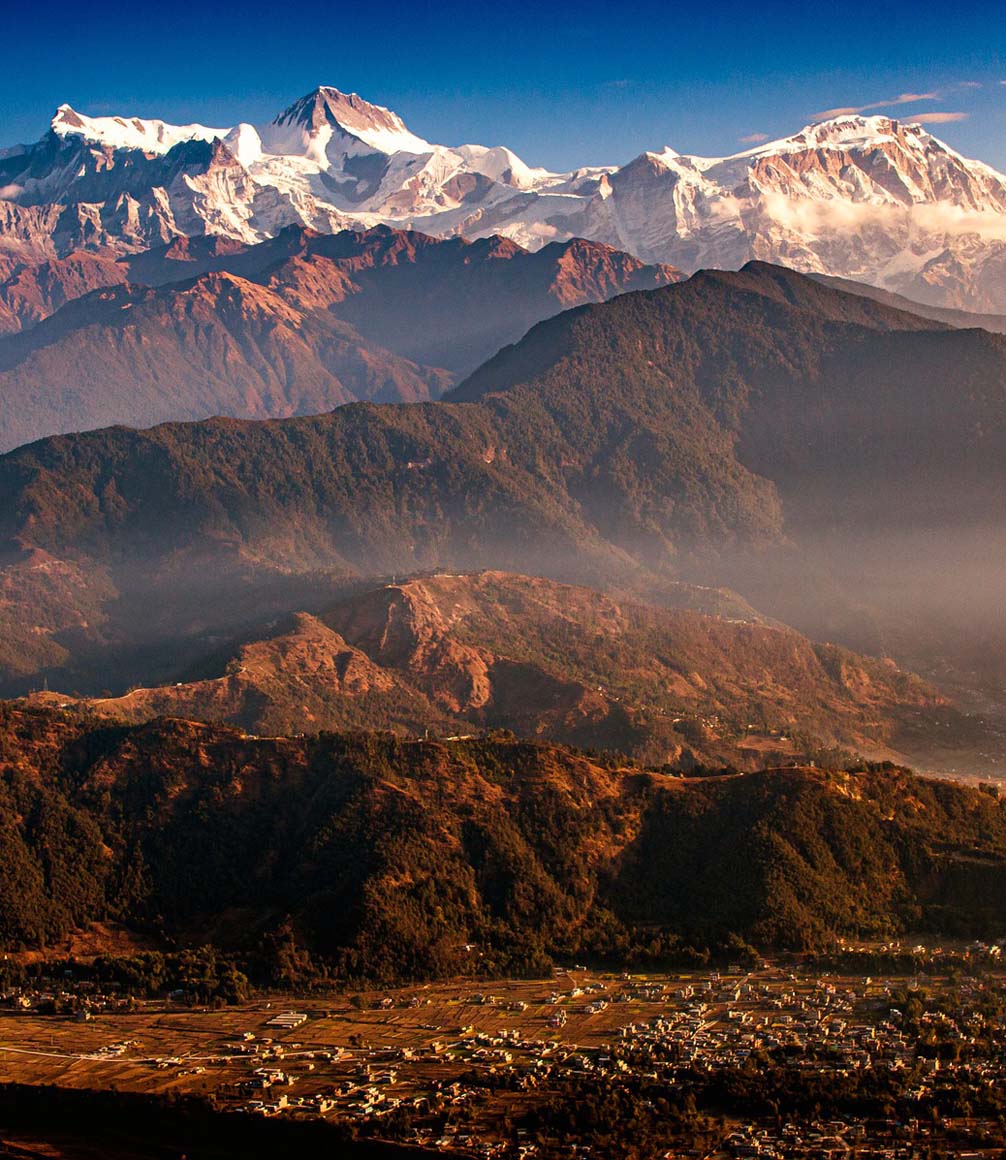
[0,947,250,1004]
[453,263,1006,536]
[1,705,1006,982]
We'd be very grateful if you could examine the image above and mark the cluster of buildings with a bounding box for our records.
[177,959,1006,1156]
[7,947,1006,1157]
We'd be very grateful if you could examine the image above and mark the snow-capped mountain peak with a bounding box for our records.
[453,144,554,189]
[5,90,1006,312]
[781,114,921,149]
[264,86,432,158]
[49,103,228,154]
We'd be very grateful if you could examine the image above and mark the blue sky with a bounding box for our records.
[3,0,1005,170]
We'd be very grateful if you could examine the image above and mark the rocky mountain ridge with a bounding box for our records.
[0,224,677,449]
[4,88,1006,308]
[29,570,956,771]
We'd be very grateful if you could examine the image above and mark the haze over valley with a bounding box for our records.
[2,13,1006,1155]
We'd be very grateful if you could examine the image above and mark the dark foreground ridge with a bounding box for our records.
[2,704,1006,983]
[0,1082,446,1160]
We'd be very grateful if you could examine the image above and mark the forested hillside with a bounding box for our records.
[2,264,1006,774]
[2,704,1006,982]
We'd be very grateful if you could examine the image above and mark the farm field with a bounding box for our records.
[4,955,1006,1158]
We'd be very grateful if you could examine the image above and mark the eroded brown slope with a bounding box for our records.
[37,572,955,771]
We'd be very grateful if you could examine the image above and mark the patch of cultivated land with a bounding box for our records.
[8,954,1006,1157]
[0,962,972,1101]
[0,973,627,1088]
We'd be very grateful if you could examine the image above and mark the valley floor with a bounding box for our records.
[4,951,1006,1158]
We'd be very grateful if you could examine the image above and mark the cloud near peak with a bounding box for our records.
[910,112,968,124]
[813,91,940,120]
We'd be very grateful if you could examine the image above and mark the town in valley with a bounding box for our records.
[4,947,1006,1158]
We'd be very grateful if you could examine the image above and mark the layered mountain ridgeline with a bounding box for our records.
[0,264,798,635]
[253,228,681,375]
[448,262,1006,710]
[808,272,1006,334]
[449,259,1006,534]
[0,273,453,451]
[0,225,680,367]
[13,261,1004,580]
[31,571,965,773]
[7,260,973,580]
[2,703,1006,979]
[2,264,1006,770]
[5,87,1006,310]
[0,225,677,450]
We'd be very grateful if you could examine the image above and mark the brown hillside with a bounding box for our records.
[37,572,958,772]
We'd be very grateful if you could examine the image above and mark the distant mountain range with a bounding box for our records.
[448,261,1006,720]
[1,264,1005,774]
[808,272,1006,334]
[5,82,1006,984]
[449,261,1006,540]
[4,86,1006,309]
[0,225,676,450]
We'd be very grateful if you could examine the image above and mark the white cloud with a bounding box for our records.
[739,132,769,144]
[911,112,968,124]
[813,91,940,120]
[759,193,1006,244]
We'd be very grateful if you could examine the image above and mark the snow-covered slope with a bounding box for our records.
[50,104,229,153]
[3,89,1006,310]
[544,116,1006,310]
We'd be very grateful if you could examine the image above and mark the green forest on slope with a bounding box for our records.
[1,705,1006,984]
